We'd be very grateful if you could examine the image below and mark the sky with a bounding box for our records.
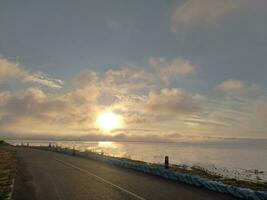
[0,0,267,140]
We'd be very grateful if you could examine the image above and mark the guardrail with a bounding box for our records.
[29,145,267,200]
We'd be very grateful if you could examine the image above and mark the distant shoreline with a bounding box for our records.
[3,136,267,143]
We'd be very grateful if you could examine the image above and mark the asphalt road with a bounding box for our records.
[12,147,238,200]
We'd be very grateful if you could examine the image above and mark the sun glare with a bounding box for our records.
[97,111,123,131]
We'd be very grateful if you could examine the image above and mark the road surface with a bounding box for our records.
[12,147,238,200]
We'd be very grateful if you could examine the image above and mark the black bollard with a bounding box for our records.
[165,156,169,169]
[72,146,76,156]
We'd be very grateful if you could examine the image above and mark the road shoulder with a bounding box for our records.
[11,146,37,200]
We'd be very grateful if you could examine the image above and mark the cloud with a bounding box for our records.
[149,57,194,81]
[0,86,98,134]
[214,80,262,99]
[1,88,68,122]
[73,70,98,87]
[0,56,26,79]
[0,57,200,137]
[103,67,148,94]
[171,0,238,31]
[98,57,195,93]
[215,80,244,91]
[0,91,10,106]
[0,56,64,88]
[70,63,198,125]
[256,104,267,120]
[144,88,203,116]
[1,63,265,139]
[23,72,64,89]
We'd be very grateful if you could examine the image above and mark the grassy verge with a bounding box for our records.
[0,141,16,200]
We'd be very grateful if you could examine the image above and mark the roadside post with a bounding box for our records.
[165,156,169,169]
[72,146,76,156]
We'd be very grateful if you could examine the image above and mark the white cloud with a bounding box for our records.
[23,72,64,89]
[171,0,238,31]
[0,56,26,79]
[0,56,64,89]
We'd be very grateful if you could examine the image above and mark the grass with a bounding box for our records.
[0,141,16,200]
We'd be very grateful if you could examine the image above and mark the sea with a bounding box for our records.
[6,138,267,182]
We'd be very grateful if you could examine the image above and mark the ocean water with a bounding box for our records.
[7,138,267,182]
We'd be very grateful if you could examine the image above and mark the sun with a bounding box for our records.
[97,111,123,131]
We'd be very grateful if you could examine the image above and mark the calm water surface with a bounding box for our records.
[7,139,267,172]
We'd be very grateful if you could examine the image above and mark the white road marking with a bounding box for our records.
[54,158,146,200]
